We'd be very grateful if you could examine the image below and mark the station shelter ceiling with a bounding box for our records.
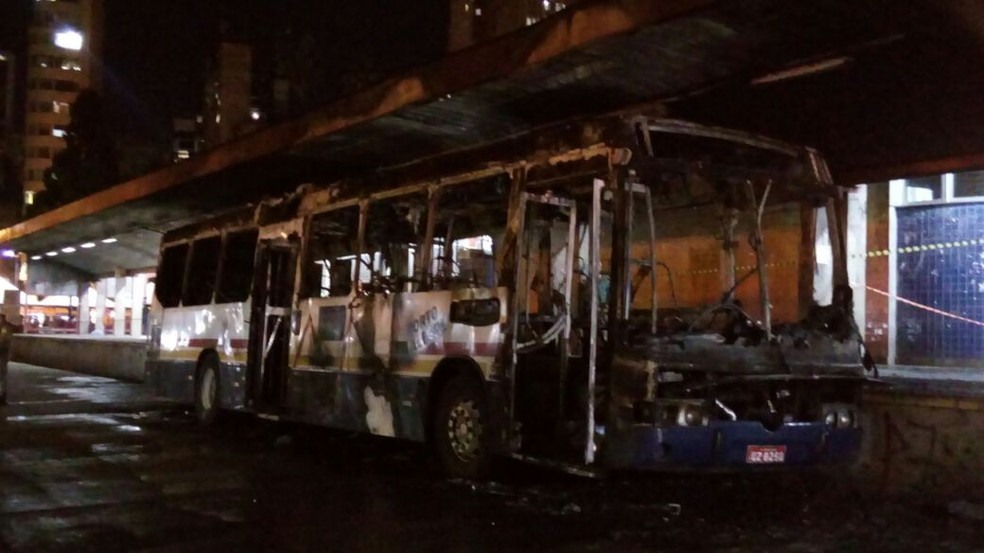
[0,0,979,282]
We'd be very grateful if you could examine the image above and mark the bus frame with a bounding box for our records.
[146,114,874,477]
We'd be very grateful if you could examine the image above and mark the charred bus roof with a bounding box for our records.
[158,114,843,245]
[627,118,841,209]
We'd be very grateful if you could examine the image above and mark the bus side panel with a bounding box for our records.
[149,302,250,407]
[290,295,427,440]
[146,358,196,404]
[218,363,249,410]
[145,357,248,410]
[285,369,428,441]
[390,287,507,379]
[286,288,505,442]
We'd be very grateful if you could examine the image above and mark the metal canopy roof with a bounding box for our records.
[0,0,972,279]
[670,3,984,185]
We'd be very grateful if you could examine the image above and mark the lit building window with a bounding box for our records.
[53,29,84,51]
[53,100,70,114]
[24,191,35,206]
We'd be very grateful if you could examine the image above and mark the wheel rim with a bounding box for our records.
[200,368,216,412]
[447,399,482,462]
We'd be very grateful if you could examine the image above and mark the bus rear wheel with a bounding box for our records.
[195,356,221,425]
[433,375,491,479]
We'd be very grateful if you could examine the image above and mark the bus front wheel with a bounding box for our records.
[433,375,491,479]
[194,356,221,425]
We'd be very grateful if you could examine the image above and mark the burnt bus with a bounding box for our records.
[146,115,875,477]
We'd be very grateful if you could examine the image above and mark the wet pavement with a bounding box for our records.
[1,363,982,552]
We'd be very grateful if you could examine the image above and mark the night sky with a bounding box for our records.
[3,0,449,140]
[101,1,217,138]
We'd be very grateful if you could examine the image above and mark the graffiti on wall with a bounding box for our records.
[874,405,984,495]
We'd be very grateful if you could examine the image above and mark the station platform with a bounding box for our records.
[11,333,146,382]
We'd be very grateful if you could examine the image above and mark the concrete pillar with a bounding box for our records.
[78,281,90,335]
[130,274,145,337]
[847,185,868,334]
[95,279,106,335]
[113,269,126,337]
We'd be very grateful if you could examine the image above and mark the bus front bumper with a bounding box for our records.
[603,421,861,470]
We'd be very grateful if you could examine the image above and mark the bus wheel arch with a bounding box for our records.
[194,350,222,425]
[429,357,491,479]
[427,357,485,438]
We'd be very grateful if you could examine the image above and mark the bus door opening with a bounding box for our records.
[510,192,580,456]
[247,241,298,411]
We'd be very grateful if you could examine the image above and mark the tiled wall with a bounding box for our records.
[895,203,984,366]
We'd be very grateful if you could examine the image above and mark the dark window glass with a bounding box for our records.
[365,192,428,291]
[304,206,360,298]
[182,236,222,306]
[54,79,78,92]
[216,229,258,302]
[954,171,984,198]
[156,244,189,308]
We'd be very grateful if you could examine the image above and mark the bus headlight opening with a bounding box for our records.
[822,404,856,428]
[674,403,706,427]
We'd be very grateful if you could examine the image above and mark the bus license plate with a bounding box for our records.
[745,445,786,464]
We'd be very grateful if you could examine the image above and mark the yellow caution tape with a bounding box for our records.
[855,237,982,259]
[677,238,981,276]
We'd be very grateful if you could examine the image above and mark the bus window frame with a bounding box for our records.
[156,241,192,308]
[182,234,223,307]
[425,173,512,292]
[214,227,261,304]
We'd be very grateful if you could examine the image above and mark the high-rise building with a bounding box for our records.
[0,52,15,136]
[171,116,204,162]
[22,0,103,208]
[1,50,21,219]
[202,43,254,149]
[448,0,578,52]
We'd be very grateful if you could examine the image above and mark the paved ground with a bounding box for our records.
[1,363,982,552]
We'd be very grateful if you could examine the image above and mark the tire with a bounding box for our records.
[194,356,221,425]
[433,375,492,479]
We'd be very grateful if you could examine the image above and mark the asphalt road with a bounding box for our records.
[1,363,981,552]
